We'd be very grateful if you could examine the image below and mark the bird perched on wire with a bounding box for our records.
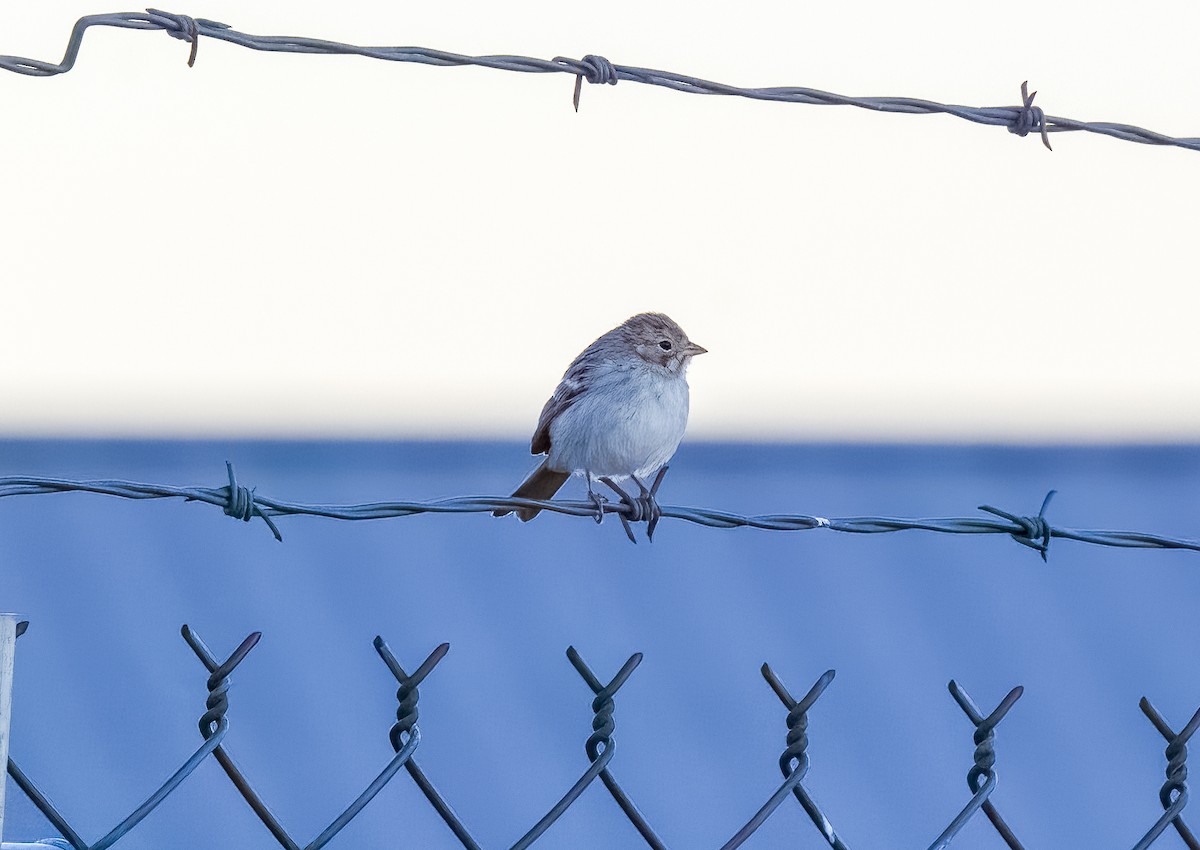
[494,312,707,541]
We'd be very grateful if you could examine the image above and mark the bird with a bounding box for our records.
[495,312,706,539]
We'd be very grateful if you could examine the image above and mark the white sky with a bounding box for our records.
[2,0,1198,440]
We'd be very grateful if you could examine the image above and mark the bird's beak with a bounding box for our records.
[684,342,708,356]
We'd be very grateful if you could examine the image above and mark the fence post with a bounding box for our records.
[0,613,19,845]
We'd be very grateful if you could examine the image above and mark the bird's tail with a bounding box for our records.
[494,461,570,521]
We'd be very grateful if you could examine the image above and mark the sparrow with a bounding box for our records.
[495,312,706,539]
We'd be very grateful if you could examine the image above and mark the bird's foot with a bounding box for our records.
[599,478,639,544]
[601,466,669,544]
[641,467,668,541]
[586,487,608,525]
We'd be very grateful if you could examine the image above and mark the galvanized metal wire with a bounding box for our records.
[0,463,1197,554]
[2,9,1199,152]
[5,621,1196,849]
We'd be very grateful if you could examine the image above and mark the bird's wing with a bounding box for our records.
[530,357,593,455]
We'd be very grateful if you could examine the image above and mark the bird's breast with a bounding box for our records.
[547,366,690,478]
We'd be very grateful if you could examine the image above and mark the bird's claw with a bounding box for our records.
[586,489,608,525]
[600,466,669,544]
[600,477,638,544]
[644,466,668,541]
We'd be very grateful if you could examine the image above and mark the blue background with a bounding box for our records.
[2,440,1199,849]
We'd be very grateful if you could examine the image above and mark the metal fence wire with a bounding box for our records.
[2,9,1200,153]
[4,621,1199,850]
[1,463,1198,553]
[3,11,1197,847]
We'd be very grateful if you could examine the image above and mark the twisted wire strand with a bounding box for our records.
[760,666,848,850]
[182,626,427,850]
[566,647,669,850]
[4,625,253,850]
[1134,699,1200,850]
[953,682,1026,849]
[1,10,1199,152]
[1,469,1198,557]
[5,622,1197,850]
[929,683,1024,850]
[500,648,642,850]
[373,638,485,850]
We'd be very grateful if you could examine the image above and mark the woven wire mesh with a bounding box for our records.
[5,621,1198,850]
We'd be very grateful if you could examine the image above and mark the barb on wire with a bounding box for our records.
[213,461,281,541]
[1009,80,1051,150]
[1,465,1198,556]
[979,490,1056,561]
[1,10,1199,152]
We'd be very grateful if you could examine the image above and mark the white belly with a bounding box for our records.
[547,365,690,480]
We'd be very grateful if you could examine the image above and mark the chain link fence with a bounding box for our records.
[3,621,1197,850]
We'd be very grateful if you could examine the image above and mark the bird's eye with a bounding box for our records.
[658,340,673,351]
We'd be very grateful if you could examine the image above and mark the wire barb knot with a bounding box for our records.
[1009,80,1052,150]
[978,489,1056,561]
[221,461,283,542]
[579,54,618,86]
[144,8,201,66]
[601,466,669,544]
[556,54,619,112]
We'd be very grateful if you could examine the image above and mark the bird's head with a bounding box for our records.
[622,312,707,373]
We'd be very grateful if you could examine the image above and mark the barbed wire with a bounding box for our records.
[1,462,1198,554]
[5,621,1197,850]
[1,9,1199,153]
